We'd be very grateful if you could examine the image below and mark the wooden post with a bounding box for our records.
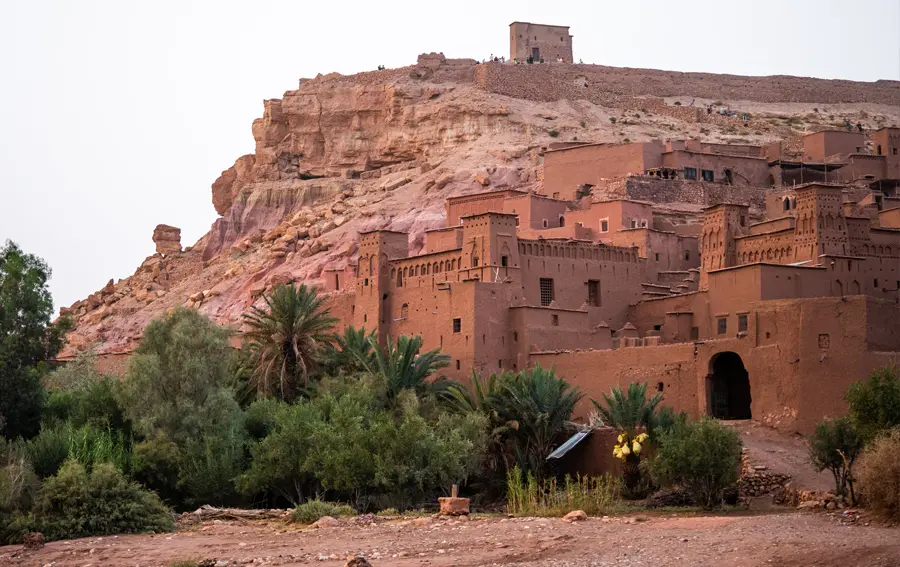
[451,484,458,498]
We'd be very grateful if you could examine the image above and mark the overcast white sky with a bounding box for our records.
[1,0,899,310]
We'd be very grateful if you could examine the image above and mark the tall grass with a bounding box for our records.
[506,465,620,517]
[68,425,132,474]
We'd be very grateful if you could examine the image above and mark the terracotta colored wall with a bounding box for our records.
[802,131,866,161]
[543,143,662,200]
[661,151,771,186]
[871,128,900,179]
[837,155,887,182]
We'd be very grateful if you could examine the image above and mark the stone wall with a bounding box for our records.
[474,63,900,105]
[594,176,769,212]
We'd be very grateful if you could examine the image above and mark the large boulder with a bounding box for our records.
[152,224,182,255]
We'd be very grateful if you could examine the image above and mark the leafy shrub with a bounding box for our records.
[375,507,399,517]
[291,499,355,524]
[609,117,617,124]
[132,434,182,504]
[25,425,70,478]
[548,129,559,138]
[34,460,173,541]
[178,426,246,507]
[506,466,619,517]
[846,363,900,443]
[653,417,742,509]
[673,101,682,106]
[244,398,282,440]
[0,441,40,544]
[858,428,900,519]
[808,416,862,501]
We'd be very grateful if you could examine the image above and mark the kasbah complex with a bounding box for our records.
[66,23,900,472]
[322,24,900,441]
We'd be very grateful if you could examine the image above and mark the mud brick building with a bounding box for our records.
[323,135,900,436]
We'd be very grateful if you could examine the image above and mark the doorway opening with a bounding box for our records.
[707,352,751,419]
[531,47,540,60]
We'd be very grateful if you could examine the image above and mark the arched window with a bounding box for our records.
[472,255,479,267]
[783,198,790,212]
[400,303,409,318]
[559,215,565,227]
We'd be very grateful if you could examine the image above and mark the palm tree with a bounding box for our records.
[323,325,377,376]
[591,382,664,497]
[447,371,520,481]
[499,365,583,478]
[355,335,450,402]
[242,283,337,402]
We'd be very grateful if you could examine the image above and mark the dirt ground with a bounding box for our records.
[2,510,898,567]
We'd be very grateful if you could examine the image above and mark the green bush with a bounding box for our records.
[375,507,399,517]
[25,424,70,478]
[846,363,900,443]
[132,434,182,504]
[0,440,40,544]
[808,416,862,501]
[244,398,282,441]
[291,499,356,524]
[67,424,132,473]
[858,428,900,519]
[178,426,246,507]
[34,460,174,541]
[548,129,559,138]
[652,417,742,509]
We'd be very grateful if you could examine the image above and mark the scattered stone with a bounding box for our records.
[562,510,587,522]
[22,532,44,551]
[312,516,340,529]
[345,556,372,567]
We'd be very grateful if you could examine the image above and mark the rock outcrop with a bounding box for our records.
[152,224,182,255]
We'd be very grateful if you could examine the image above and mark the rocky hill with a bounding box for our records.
[59,54,900,357]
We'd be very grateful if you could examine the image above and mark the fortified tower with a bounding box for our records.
[460,212,522,284]
[354,230,409,345]
[509,22,573,62]
[699,203,749,290]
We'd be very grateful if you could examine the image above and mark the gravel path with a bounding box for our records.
[2,510,897,567]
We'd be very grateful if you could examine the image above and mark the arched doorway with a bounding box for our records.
[707,352,752,420]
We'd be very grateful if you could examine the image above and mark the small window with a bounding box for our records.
[738,314,748,333]
[551,314,559,326]
[456,360,461,370]
[690,327,699,340]
[630,219,638,229]
[364,278,369,286]
[874,279,879,288]
[542,219,548,228]
[559,215,565,227]
[684,167,697,180]
[653,324,662,331]
[400,303,409,318]
[641,220,648,228]
[472,256,479,267]
[552,192,560,199]
[513,331,519,342]
[717,317,727,335]
[501,255,509,267]
[701,169,714,182]
[587,280,600,306]
[684,251,690,261]
[877,145,882,155]
[363,313,367,323]
[453,318,461,333]
[600,219,609,232]
[540,278,554,306]
[893,148,898,156]
[740,215,746,227]
[654,253,660,261]
[656,382,664,392]
[499,360,503,369]
[515,216,520,226]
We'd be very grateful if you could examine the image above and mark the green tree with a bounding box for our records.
[499,365,583,477]
[358,335,451,403]
[119,308,240,445]
[591,382,665,497]
[0,241,70,439]
[808,416,862,503]
[845,363,900,443]
[653,417,743,509]
[243,284,337,402]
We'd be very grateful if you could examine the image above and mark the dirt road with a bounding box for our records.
[3,510,897,567]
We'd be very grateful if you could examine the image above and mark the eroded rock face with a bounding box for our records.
[152,224,182,255]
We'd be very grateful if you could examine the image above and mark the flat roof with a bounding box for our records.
[446,188,527,201]
[802,129,865,137]
[358,229,409,236]
[510,21,570,29]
